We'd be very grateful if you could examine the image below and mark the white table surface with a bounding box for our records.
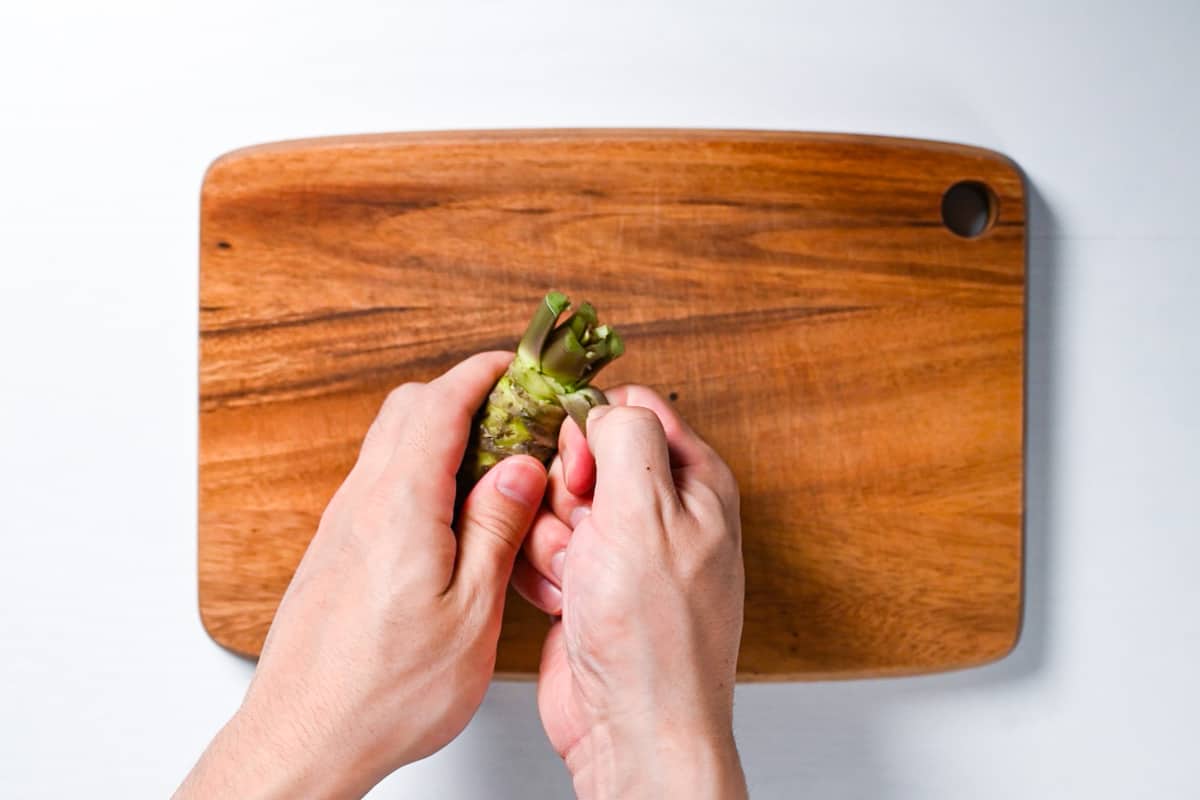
[2,1,1198,797]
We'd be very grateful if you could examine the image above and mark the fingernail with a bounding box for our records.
[496,460,545,509]
[587,405,612,425]
[538,577,563,615]
[550,549,566,582]
[569,505,591,529]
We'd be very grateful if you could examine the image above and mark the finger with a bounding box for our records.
[411,350,513,470]
[586,405,679,513]
[452,455,547,594]
[511,555,563,615]
[605,385,735,512]
[371,351,512,519]
[427,350,513,402]
[603,385,714,470]
[556,416,594,497]
[522,509,572,588]
[545,453,594,531]
[351,382,425,482]
[539,418,595,527]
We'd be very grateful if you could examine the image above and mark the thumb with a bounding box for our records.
[454,455,547,593]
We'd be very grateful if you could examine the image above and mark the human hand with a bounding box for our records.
[177,352,548,799]
[511,386,748,799]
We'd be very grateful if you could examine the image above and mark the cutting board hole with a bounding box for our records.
[941,181,997,238]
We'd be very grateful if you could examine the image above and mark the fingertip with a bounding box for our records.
[559,415,588,456]
[511,557,563,615]
[454,455,547,589]
[545,453,595,528]
[568,505,590,529]
[523,510,573,588]
[560,424,595,498]
[494,455,548,510]
[556,416,593,497]
[565,459,595,497]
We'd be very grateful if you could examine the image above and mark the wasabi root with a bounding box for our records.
[463,292,624,482]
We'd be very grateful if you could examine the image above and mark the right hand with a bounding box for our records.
[512,386,748,799]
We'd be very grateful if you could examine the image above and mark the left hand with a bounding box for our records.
[176,352,548,799]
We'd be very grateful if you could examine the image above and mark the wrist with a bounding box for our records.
[175,703,379,800]
[566,719,746,800]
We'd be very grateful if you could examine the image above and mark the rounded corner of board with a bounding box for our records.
[987,153,1028,206]
[959,616,1025,673]
[200,139,303,195]
[200,147,251,192]
[197,601,260,661]
[969,145,1028,192]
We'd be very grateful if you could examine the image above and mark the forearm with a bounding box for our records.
[566,722,748,800]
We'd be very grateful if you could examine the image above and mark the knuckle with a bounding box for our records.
[673,515,740,581]
[689,448,739,513]
[598,407,667,455]
[382,382,423,415]
[527,523,569,561]
[403,417,435,460]
[351,477,418,536]
[607,505,666,540]
[410,389,456,438]
[608,405,662,430]
[466,502,524,556]
[589,563,648,615]
[348,487,388,535]
[615,384,661,408]
[710,460,739,504]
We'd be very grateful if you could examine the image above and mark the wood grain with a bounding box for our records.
[199,130,1025,679]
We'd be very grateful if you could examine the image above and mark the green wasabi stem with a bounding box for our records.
[462,292,624,483]
[604,329,625,359]
[566,303,598,341]
[516,291,570,366]
[540,318,624,389]
[557,386,609,433]
[540,327,588,385]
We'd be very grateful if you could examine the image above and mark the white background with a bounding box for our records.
[2,1,1198,797]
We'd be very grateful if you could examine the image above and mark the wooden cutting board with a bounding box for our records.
[199,130,1024,679]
